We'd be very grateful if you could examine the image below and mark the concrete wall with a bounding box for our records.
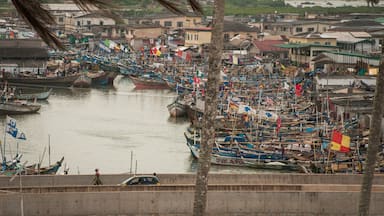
[0,191,384,215]
[1,173,384,187]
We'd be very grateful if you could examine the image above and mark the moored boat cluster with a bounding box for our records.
[163,62,382,174]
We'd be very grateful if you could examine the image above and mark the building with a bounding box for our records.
[328,19,384,53]
[73,13,116,32]
[253,39,289,59]
[151,14,202,29]
[184,21,258,47]
[0,39,48,74]
[262,20,333,36]
[321,32,375,54]
[278,32,339,70]
[184,27,212,47]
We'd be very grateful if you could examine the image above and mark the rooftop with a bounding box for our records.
[253,40,288,52]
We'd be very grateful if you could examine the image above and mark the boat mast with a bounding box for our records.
[48,134,51,168]
[2,117,7,165]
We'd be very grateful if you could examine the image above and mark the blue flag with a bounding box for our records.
[17,132,26,140]
[5,116,26,140]
[6,126,18,138]
[6,116,17,129]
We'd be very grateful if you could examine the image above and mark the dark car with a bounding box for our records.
[119,175,160,186]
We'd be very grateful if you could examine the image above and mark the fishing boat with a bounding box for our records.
[4,73,81,87]
[129,74,169,89]
[73,74,92,88]
[87,71,109,86]
[0,116,64,176]
[167,94,194,117]
[14,88,53,100]
[87,71,118,86]
[242,159,308,173]
[167,100,187,117]
[1,156,64,175]
[24,157,65,175]
[0,101,41,115]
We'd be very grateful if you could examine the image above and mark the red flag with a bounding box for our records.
[276,117,281,134]
[331,130,350,152]
[177,50,182,57]
[193,76,200,85]
[186,53,192,61]
[295,84,302,96]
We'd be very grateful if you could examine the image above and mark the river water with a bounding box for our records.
[0,77,262,175]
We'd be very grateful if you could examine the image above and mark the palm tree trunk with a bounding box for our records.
[193,0,224,215]
[358,42,384,215]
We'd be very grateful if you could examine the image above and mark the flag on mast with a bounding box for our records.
[5,116,27,140]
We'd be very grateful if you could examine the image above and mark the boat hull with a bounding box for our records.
[129,75,169,89]
[0,102,41,115]
[167,101,187,117]
[5,74,81,87]
[73,74,92,88]
[15,88,53,100]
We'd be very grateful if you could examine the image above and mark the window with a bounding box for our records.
[312,50,322,57]
[154,21,160,25]
[177,22,183,28]
[100,21,104,26]
[282,27,287,31]
[164,21,172,27]
[87,20,91,25]
[77,21,81,26]
[307,27,314,32]
[194,34,198,40]
[296,27,302,33]
[58,17,64,23]
[325,42,331,45]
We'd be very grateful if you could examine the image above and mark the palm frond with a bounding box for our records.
[72,0,113,12]
[155,0,203,15]
[72,0,124,23]
[11,0,64,50]
[154,0,184,15]
[72,0,123,24]
[187,0,203,15]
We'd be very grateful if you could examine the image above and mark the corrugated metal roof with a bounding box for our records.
[350,32,371,38]
[277,43,337,48]
[315,75,376,86]
[253,40,288,52]
[43,4,82,11]
[321,32,369,43]
[313,51,380,66]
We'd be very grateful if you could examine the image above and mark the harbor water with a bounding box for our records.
[1,77,262,175]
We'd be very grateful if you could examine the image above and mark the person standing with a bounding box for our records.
[93,168,103,185]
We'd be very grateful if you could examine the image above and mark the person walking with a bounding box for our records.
[93,168,103,185]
